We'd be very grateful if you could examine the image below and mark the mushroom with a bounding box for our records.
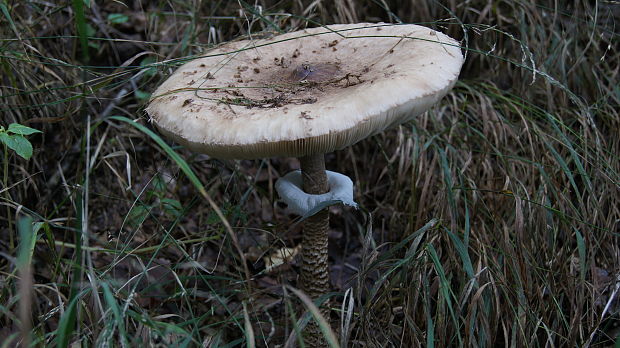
[146,23,463,340]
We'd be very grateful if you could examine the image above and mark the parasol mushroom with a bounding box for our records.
[146,23,463,343]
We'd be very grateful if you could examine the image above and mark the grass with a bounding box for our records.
[0,0,619,347]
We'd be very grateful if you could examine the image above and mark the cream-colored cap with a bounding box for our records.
[146,23,463,159]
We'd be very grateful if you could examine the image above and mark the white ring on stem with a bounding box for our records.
[275,170,358,216]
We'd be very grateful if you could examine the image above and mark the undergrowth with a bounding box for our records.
[0,0,618,347]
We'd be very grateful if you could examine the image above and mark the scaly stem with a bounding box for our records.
[298,153,330,346]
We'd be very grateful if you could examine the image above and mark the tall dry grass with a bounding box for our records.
[0,0,618,346]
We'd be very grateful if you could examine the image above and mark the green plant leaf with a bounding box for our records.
[107,13,129,25]
[71,0,89,61]
[231,205,248,224]
[85,23,96,37]
[206,210,221,224]
[85,23,100,49]
[151,173,167,194]
[101,282,129,346]
[140,56,158,77]
[127,203,150,229]
[134,90,151,101]
[0,133,33,159]
[55,288,91,348]
[0,1,18,37]
[161,198,182,217]
[17,216,41,268]
[7,123,41,135]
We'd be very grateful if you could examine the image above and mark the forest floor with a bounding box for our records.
[0,1,619,347]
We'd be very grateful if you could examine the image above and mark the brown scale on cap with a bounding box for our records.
[288,63,340,83]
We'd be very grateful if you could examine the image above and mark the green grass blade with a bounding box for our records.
[238,0,284,33]
[424,277,435,348]
[242,301,255,348]
[541,139,583,209]
[55,289,90,348]
[101,282,129,346]
[55,190,84,348]
[446,228,474,279]
[574,228,586,282]
[427,244,462,344]
[366,219,437,300]
[547,115,593,192]
[458,172,471,246]
[71,0,89,62]
[108,116,251,284]
[16,216,37,347]
[287,286,340,348]
[108,116,206,196]
[0,1,18,38]
[16,216,38,267]
[438,146,457,228]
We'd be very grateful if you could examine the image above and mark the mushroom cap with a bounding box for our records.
[146,23,463,159]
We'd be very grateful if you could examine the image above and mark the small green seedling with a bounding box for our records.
[0,123,41,160]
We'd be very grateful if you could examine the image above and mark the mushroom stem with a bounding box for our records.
[298,153,331,312]
[300,153,329,194]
